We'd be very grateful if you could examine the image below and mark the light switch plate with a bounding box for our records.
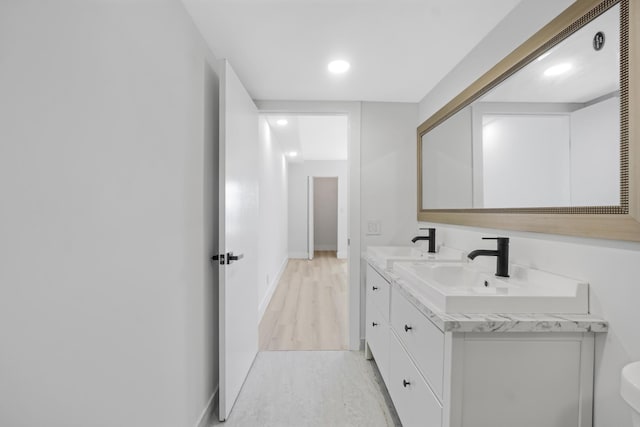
[366,220,381,235]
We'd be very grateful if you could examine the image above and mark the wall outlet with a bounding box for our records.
[366,220,381,235]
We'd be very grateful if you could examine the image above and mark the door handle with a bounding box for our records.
[226,252,244,264]
[211,254,225,265]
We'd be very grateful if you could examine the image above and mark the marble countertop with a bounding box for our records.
[365,256,608,334]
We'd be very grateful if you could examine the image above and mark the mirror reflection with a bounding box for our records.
[422,3,620,210]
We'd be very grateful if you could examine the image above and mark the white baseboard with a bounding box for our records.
[258,256,289,323]
[290,250,344,258]
[195,386,218,427]
[288,251,308,259]
[314,244,338,251]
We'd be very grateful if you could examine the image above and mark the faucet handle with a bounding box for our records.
[482,237,510,253]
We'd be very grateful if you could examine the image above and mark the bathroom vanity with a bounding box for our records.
[364,255,608,427]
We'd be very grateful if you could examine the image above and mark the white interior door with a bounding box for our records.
[218,60,259,422]
[307,176,314,260]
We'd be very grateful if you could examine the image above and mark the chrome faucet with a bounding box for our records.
[411,228,436,253]
[468,237,510,277]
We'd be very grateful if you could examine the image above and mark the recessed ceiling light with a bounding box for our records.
[288,151,298,157]
[276,119,288,126]
[328,60,350,74]
[544,63,572,77]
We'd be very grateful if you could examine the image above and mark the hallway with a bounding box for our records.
[259,251,348,351]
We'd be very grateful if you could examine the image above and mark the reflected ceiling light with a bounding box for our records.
[288,151,298,157]
[482,121,499,146]
[544,63,573,77]
[276,119,288,126]
[536,51,552,61]
[328,60,350,74]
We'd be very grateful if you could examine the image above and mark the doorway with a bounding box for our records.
[258,113,350,351]
[256,101,361,352]
[310,176,339,259]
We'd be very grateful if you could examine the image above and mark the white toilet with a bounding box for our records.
[622,361,640,427]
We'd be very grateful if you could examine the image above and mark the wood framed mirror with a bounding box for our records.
[417,0,640,241]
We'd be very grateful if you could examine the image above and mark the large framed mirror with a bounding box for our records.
[417,0,640,241]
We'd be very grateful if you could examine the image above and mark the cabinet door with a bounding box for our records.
[391,286,444,400]
[389,333,442,427]
[454,334,591,427]
[365,296,389,384]
[366,264,391,321]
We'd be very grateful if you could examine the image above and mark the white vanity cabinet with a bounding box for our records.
[365,262,602,427]
[388,331,442,427]
[365,264,391,384]
[390,284,444,400]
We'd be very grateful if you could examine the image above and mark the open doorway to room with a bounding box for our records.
[258,113,349,351]
[309,176,339,260]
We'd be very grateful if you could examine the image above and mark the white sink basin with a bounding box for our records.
[622,361,640,425]
[393,262,589,314]
[367,245,464,269]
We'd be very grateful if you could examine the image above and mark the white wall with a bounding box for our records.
[288,161,348,259]
[190,58,219,427]
[361,102,420,248]
[422,106,473,209]
[418,1,640,426]
[314,177,339,251]
[257,117,289,320]
[570,96,620,206]
[0,1,218,426]
[482,114,571,208]
[360,102,419,343]
[470,101,581,207]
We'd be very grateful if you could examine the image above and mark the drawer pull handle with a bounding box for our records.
[404,324,413,332]
[372,322,378,327]
[403,379,411,388]
[372,286,379,291]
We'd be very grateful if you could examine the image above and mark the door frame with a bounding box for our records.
[255,101,362,351]
[307,176,314,260]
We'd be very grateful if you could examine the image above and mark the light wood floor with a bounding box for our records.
[259,251,348,351]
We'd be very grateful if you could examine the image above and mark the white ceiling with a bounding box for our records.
[264,115,348,162]
[483,3,619,104]
[181,0,523,102]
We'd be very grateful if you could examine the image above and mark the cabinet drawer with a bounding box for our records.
[391,286,444,400]
[389,333,442,427]
[365,297,389,384]
[366,264,391,322]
